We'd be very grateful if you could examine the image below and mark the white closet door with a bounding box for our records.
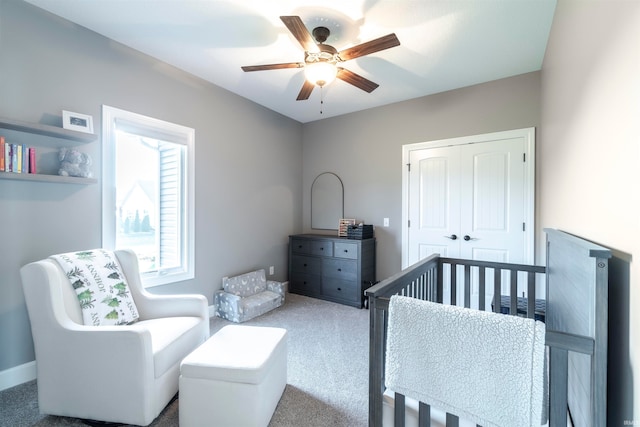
[459,138,525,263]
[404,129,534,307]
[407,145,462,262]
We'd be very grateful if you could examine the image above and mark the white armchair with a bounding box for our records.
[20,249,210,426]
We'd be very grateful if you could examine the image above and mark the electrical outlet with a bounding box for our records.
[383,218,390,227]
[269,266,274,275]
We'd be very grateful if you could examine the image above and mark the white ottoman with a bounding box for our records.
[179,325,287,427]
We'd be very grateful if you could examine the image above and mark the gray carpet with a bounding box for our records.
[0,293,369,427]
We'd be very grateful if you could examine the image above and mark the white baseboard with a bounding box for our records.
[0,361,36,391]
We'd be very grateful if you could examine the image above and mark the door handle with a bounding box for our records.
[463,235,476,241]
[444,234,457,240]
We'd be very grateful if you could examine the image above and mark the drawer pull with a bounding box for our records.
[343,249,348,253]
[298,245,303,249]
[337,268,342,272]
[320,247,324,251]
[303,263,307,267]
[337,287,342,291]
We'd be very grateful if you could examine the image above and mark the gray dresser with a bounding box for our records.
[288,234,376,308]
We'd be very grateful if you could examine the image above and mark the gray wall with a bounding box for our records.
[302,71,541,280]
[539,0,639,423]
[0,1,302,373]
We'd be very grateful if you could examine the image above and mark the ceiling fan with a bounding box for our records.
[241,16,400,101]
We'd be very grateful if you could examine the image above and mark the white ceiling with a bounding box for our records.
[24,0,557,123]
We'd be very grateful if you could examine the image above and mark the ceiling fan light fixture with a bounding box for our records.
[242,17,401,101]
[304,60,338,87]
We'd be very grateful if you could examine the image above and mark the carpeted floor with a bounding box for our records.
[0,293,370,427]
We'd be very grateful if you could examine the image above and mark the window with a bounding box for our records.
[102,105,194,287]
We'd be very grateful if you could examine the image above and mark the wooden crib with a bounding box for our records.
[366,229,610,427]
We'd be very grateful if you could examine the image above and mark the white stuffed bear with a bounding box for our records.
[58,147,92,178]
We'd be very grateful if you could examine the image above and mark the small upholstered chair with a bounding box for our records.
[20,249,210,426]
[214,268,285,323]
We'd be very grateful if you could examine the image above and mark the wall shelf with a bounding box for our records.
[0,116,97,143]
[1,115,97,185]
[0,171,97,184]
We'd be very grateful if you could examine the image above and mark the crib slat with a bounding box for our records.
[549,346,569,427]
[445,412,459,427]
[428,267,434,301]
[437,261,444,304]
[394,392,406,427]
[509,270,518,315]
[493,268,501,313]
[418,402,430,427]
[464,265,471,308]
[527,271,536,319]
[450,264,457,306]
[478,267,486,311]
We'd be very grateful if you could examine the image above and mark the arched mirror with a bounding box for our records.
[311,172,344,230]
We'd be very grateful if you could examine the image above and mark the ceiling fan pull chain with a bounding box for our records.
[320,86,324,115]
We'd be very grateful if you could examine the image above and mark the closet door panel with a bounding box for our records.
[407,146,461,266]
[459,138,525,263]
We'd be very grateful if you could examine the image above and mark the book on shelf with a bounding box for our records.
[16,144,22,173]
[29,147,36,173]
[4,141,10,172]
[0,136,4,172]
[11,144,18,173]
[21,144,27,173]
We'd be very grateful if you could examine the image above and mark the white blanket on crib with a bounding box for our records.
[385,295,545,427]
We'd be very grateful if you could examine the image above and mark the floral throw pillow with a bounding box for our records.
[51,249,139,326]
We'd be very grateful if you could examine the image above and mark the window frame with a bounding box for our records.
[102,105,195,288]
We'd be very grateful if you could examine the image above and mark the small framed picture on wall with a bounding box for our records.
[62,110,94,134]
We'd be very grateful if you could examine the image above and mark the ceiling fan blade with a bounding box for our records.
[280,16,317,52]
[241,62,304,72]
[296,80,315,101]
[336,68,379,93]
[338,33,400,61]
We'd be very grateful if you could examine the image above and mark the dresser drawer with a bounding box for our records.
[322,279,358,302]
[290,255,321,275]
[334,242,358,259]
[291,238,311,254]
[290,272,321,295]
[309,240,333,257]
[291,238,334,257]
[323,258,357,281]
